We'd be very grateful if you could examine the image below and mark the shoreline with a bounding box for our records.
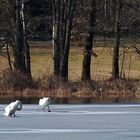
[0,96,140,104]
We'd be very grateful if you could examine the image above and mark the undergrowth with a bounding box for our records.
[0,69,139,100]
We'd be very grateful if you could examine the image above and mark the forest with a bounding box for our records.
[0,0,140,103]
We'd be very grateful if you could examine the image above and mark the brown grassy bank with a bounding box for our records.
[0,70,139,104]
[0,41,140,103]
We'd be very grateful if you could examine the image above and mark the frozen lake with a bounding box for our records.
[0,104,140,140]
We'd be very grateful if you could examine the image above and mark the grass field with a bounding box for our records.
[0,41,140,80]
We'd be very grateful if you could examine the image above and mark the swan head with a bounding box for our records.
[15,100,22,110]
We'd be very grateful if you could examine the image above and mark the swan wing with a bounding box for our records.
[39,99,43,106]
[45,97,52,104]
[39,97,51,107]
[4,104,12,116]
[43,97,51,106]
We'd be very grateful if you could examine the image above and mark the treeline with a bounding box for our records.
[0,0,140,82]
[27,0,140,39]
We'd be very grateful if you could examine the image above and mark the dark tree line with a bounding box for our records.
[0,0,140,82]
[0,0,31,77]
[52,0,76,79]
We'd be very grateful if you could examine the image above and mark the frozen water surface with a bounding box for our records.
[0,104,140,140]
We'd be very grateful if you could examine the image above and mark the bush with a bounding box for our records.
[0,69,37,90]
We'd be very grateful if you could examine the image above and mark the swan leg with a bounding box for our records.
[43,107,45,112]
[9,112,12,117]
[13,113,16,117]
[48,106,51,112]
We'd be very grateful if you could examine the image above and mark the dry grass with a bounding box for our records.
[0,40,139,101]
[30,46,140,80]
[0,40,140,80]
[0,70,139,100]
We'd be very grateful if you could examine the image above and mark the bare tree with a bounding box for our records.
[52,0,76,80]
[52,0,61,76]
[60,0,76,79]
[81,0,96,80]
[112,0,121,79]
[0,0,31,77]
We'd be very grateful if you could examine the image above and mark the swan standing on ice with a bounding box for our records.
[39,97,51,112]
[4,100,22,117]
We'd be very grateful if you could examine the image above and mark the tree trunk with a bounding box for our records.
[60,0,76,80]
[52,0,61,76]
[112,0,121,79]
[81,0,96,80]
[21,0,31,77]
[13,0,31,77]
[6,44,13,70]
[52,0,76,80]
[14,0,27,73]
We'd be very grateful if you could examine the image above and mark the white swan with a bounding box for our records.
[39,97,51,112]
[4,100,22,117]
